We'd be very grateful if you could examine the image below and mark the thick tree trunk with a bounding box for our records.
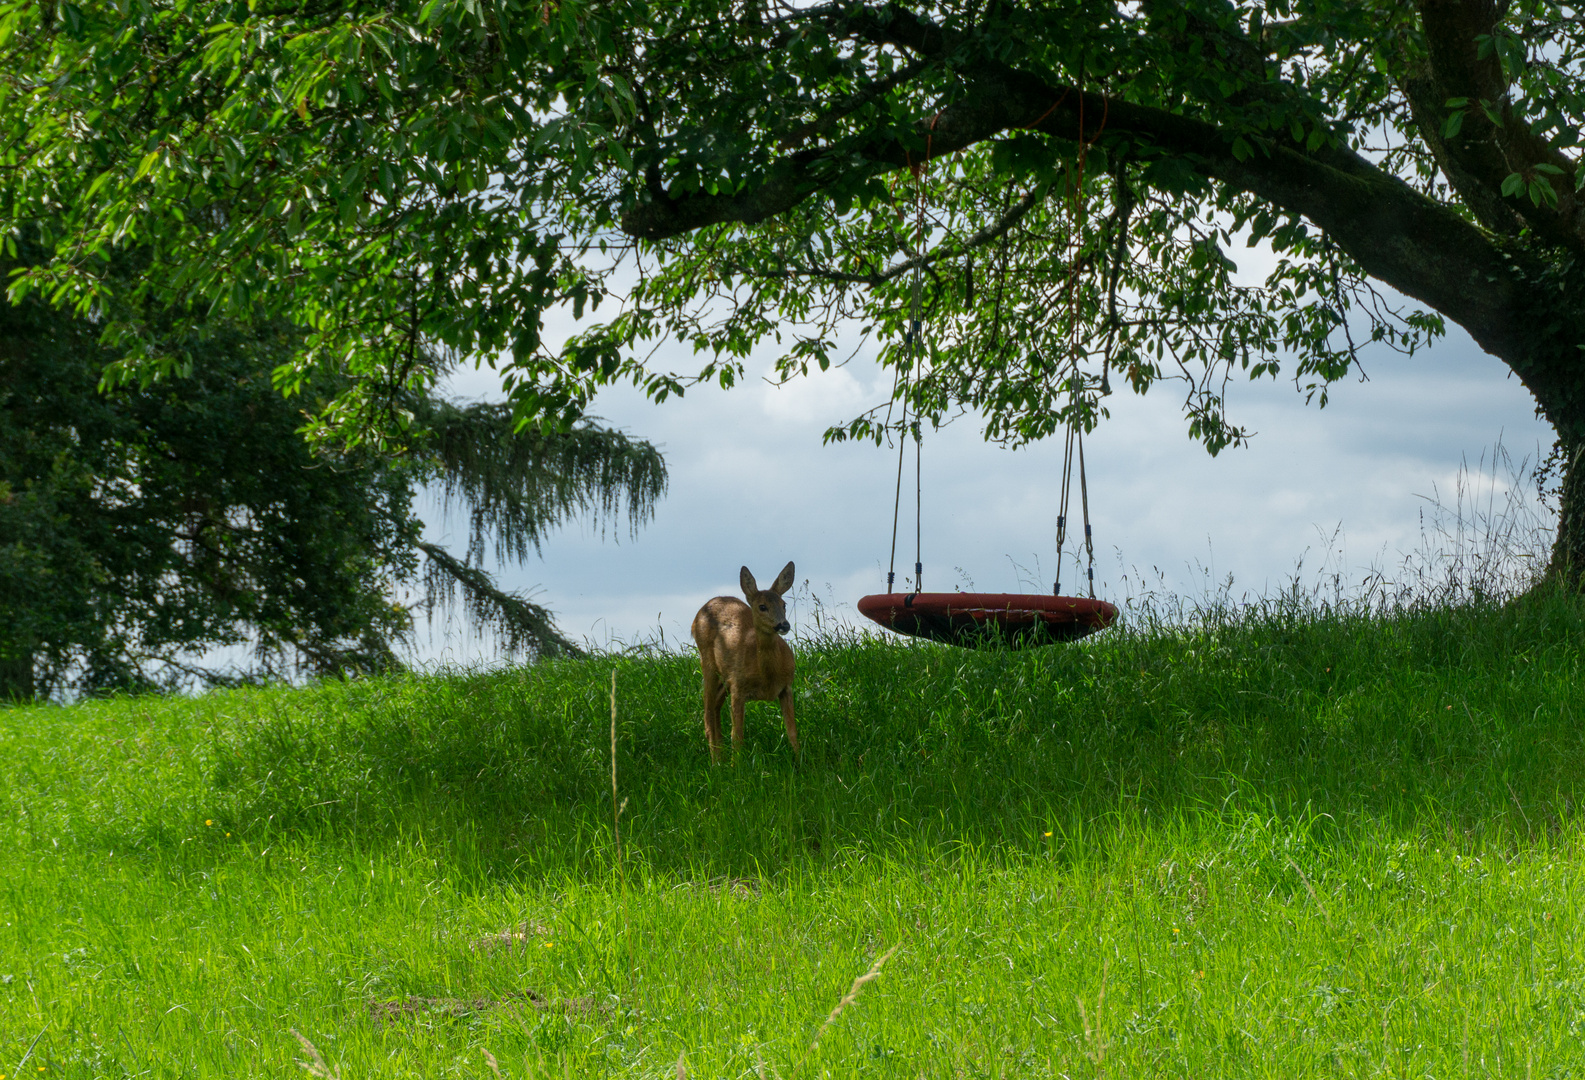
[1496,290,1585,591]
[1550,443,1585,587]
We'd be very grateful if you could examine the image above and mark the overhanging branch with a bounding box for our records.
[619,4,1533,373]
[746,182,1049,286]
[1416,0,1585,248]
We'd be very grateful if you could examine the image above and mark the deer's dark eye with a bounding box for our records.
[759,605,768,611]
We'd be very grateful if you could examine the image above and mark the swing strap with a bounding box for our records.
[887,265,924,593]
[1053,415,1096,599]
[1054,83,1098,600]
[887,127,939,595]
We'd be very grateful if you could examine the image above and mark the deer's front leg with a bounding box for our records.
[778,686,800,754]
[730,694,747,751]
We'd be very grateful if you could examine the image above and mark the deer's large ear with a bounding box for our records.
[740,566,759,598]
[771,561,796,596]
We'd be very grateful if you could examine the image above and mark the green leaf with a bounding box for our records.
[83,169,116,201]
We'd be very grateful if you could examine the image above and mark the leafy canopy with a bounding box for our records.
[1,289,415,695]
[0,253,667,697]
[4,1,1583,455]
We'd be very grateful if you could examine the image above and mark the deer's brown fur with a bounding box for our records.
[691,561,799,761]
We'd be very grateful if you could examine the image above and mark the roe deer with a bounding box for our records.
[691,561,799,761]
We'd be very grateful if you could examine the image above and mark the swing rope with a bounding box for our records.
[885,406,907,593]
[887,250,926,593]
[1053,82,1099,600]
[885,93,1108,601]
[886,119,937,594]
[911,262,923,594]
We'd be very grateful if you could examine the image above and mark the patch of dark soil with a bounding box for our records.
[469,922,552,953]
[366,989,612,1027]
[367,990,544,1027]
[677,876,763,898]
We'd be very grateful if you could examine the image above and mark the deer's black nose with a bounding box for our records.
[777,621,791,634]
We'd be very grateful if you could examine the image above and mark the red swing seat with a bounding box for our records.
[856,592,1116,648]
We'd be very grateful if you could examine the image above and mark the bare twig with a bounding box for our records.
[1077,959,1110,1074]
[14,1024,47,1075]
[1286,856,1334,931]
[757,184,1049,287]
[611,668,622,866]
[288,1029,341,1080]
[793,944,900,1075]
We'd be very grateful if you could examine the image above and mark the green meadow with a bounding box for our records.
[5,587,1585,1077]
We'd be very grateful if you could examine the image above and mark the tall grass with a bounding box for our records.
[1087,440,1555,634]
[3,567,1585,1075]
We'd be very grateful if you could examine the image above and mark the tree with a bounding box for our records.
[4,2,1585,576]
[0,261,666,699]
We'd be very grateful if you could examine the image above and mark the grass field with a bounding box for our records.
[4,586,1585,1077]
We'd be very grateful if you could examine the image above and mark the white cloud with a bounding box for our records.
[752,361,876,425]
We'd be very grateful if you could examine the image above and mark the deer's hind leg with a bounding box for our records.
[700,659,728,762]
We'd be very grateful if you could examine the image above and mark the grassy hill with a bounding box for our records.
[4,588,1585,1077]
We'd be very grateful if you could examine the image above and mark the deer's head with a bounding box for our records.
[741,562,795,636]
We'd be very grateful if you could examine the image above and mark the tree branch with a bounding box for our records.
[621,5,1531,372]
[1397,67,1525,235]
[776,56,932,149]
[747,182,1048,285]
[418,540,582,659]
[1416,0,1585,248]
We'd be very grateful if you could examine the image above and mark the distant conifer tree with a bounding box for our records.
[0,261,665,700]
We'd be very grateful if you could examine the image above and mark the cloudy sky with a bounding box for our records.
[413,283,1556,664]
